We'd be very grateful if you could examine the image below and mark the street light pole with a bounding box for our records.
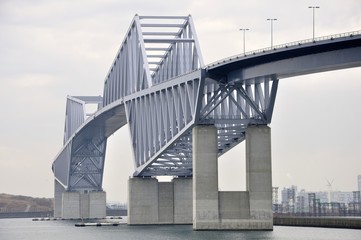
[309,6,320,41]
[239,28,249,55]
[267,18,277,48]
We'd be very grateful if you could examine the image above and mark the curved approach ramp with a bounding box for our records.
[52,15,361,192]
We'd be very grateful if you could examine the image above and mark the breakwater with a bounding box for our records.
[274,216,361,229]
[0,209,127,219]
[0,211,53,219]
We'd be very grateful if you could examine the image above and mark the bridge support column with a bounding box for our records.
[192,124,273,230]
[246,125,273,230]
[193,125,220,229]
[54,180,65,218]
[62,192,80,219]
[173,177,192,223]
[60,190,106,219]
[88,191,106,218]
[127,177,193,225]
[128,177,159,224]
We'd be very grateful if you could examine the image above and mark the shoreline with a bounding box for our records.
[274,216,361,229]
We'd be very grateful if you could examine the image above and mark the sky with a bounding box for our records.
[1,0,361,203]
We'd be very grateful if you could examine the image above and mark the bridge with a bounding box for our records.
[52,15,361,230]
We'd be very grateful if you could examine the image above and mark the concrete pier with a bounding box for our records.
[54,180,106,219]
[127,177,192,225]
[246,125,273,229]
[192,125,273,230]
[61,191,106,219]
[192,125,220,229]
[62,192,81,219]
[127,177,159,224]
[126,125,273,230]
[173,178,192,224]
[88,191,106,218]
[54,180,65,218]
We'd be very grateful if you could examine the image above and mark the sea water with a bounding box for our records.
[1,218,361,240]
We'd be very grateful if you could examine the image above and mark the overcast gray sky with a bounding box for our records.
[1,0,361,203]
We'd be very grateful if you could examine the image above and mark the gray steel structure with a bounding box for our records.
[52,15,361,192]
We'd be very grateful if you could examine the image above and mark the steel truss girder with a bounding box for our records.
[127,72,279,177]
[69,137,107,191]
[124,70,203,176]
[53,99,126,191]
[63,96,103,144]
[200,75,279,124]
[102,15,204,107]
[196,75,278,157]
[54,96,105,190]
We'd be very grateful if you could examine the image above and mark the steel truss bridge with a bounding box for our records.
[52,15,361,192]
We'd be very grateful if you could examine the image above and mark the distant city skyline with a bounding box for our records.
[275,181,361,217]
[275,174,361,206]
[1,0,361,202]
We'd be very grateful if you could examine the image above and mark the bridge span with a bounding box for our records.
[52,15,361,230]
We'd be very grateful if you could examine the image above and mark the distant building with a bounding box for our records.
[331,191,354,204]
[358,175,361,193]
[304,191,354,204]
[281,185,297,213]
[274,184,361,216]
[315,191,328,203]
[281,185,297,204]
[296,189,307,213]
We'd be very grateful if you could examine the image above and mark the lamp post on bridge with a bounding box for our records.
[309,6,320,41]
[267,18,277,49]
[239,28,249,55]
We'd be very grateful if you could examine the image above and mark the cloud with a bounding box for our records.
[11,73,57,88]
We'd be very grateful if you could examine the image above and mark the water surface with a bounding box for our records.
[1,218,361,240]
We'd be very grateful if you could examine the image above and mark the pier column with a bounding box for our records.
[54,180,65,218]
[128,177,159,224]
[80,193,89,218]
[173,178,192,224]
[191,124,273,230]
[89,191,106,218]
[127,177,193,225]
[60,190,106,219]
[193,125,219,230]
[246,125,273,229]
[62,192,80,219]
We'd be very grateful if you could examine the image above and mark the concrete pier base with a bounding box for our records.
[173,178,192,224]
[88,191,106,218]
[56,189,106,219]
[62,192,81,219]
[127,177,159,224]
[127,177,192,225]
[192,125,273,230]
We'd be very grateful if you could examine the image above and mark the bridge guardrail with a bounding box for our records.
[207,30,361,68]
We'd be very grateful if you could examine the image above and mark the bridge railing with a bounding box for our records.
[207,30,361,68]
